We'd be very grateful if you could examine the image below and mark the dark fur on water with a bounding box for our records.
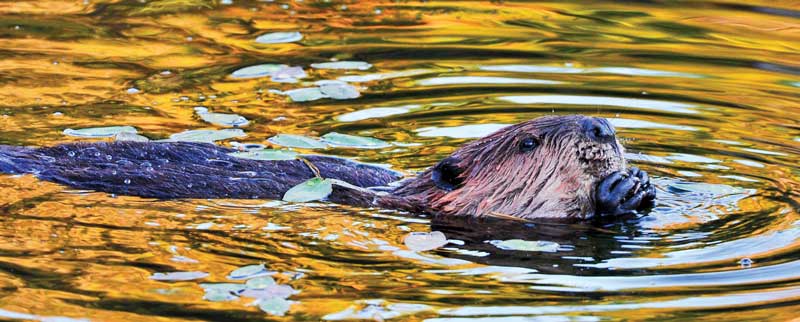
[0,141,402,205]
[0,115,655,220]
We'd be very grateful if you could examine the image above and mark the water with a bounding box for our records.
[1,1,799,321]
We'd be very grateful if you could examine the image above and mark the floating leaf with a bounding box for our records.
[169,129,246,142]
[271,66,307,83]
[228,264,271,280]
[63,126,137,138]
[322,132,390,149]
[404,231,448,251]
[196,111,249,127]
[319,82,360,100]
[150,271,209,281]
[200,283,245,302]
[488,239,560,252]
[255,31,303,44]
[245,276,276,289]
[115,132,150,142]
[283,177,333,203]
[311,61,372,70]
[268,134,327,149]
[284,87,328,102]
[231,64,286,79]
[204,290,239,302]
[200,283,247,293]
[228,150,298,161]
[258,297,291,316]
[241,285,295,299]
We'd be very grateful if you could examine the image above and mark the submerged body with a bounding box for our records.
[0,115,655,220]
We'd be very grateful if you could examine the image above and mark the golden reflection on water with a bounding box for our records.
[1,0,800,321]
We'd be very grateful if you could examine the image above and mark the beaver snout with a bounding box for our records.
[581,117,615,144]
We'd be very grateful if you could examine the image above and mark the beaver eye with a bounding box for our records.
[519,137,538,152]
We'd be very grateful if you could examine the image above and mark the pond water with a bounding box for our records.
[1,1,799,321]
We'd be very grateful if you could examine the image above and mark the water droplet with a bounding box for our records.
[739,258,753,268]
[124,179,131,185]
[374,8,382,14]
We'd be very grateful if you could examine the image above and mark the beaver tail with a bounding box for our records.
[0,145,39,175]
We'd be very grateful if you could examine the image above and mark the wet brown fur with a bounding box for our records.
[383,115,626,219]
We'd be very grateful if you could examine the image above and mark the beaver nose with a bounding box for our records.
[581,117,615,143]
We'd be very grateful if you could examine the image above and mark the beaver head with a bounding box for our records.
[393,115,626,219]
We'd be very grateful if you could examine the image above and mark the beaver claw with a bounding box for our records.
[595,167,656,217]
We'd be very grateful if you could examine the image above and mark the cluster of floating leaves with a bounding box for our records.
[230,60,370,101]
[281,82,361,102]
[268,132,389,149]
[150,264,297,316]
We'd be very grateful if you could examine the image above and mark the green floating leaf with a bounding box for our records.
[284,87,327,102]
[488,239,560,252]
[245,276,276,289]
[321,132,390,149]
[204,290,239,302]
[255,31,303,44]
[319,83,360,100]
[63,126,137,138]
[115,132,150,142]
[200,283,247,293]
[311,61,372,70]
[231,64,286,79]
[169,129,246,142]
[241,285,295,299]
[404,231,448,251]
[283,177,333,203]
[228,264,271,280]
[228,150,298,161]
[268,134,327,149]
[196,110,249,127]
[200,283,245,302]
[258,297,291,316]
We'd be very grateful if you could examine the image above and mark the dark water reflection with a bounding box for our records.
[1,0,799,321]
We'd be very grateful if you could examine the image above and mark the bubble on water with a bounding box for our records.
[67,151,76,157]
[374,8,382,14]
[127,87,140,94]
[739,258,753,268]
[52,112,63,116]
[106,155,112,161]
[124,179,131,185]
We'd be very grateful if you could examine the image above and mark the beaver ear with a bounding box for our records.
[431,157,464,191]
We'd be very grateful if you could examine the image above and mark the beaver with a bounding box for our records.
[0,115,655,219]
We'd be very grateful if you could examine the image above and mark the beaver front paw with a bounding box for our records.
[595,167,656,217]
